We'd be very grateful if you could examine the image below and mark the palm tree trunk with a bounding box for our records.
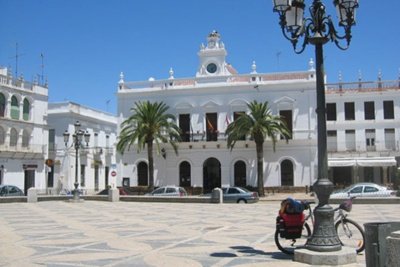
[147,141,154,190]
[256,141,265,197]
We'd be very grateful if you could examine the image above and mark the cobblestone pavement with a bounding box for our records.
[1,200,399,267]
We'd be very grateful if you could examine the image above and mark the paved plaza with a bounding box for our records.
[1,199,400,267]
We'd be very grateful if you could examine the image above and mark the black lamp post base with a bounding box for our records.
[306,178,342,252]
[306,205,342,252]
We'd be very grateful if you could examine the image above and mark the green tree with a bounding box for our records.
[117,101,181,190]
[226,100,290,197]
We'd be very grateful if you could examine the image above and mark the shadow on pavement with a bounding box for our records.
[210,245,293,260]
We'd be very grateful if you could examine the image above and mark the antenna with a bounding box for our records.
[9,43,25,77]
[106,99,111,112]
[276,51,282,70]
[40,53,45,85]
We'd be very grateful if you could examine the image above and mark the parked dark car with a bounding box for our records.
[0,185,24,197]
[222,187,259,203]
[97,187,128,195]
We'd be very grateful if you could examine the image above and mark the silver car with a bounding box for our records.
[0,185,24,197]
[146,186,188,197]
[222,187,259,203]
[330,183,396,198]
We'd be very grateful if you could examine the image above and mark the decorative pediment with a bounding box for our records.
[274,96,295,105]
[202,100,219,110]
[229,99,248,107]
[175,102,193,111]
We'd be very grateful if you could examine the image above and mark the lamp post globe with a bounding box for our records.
[272,0,359,252]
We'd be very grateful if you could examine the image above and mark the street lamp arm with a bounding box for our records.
[275,0,357,52]
[327,19,353,50]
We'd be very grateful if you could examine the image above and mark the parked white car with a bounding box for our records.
[145,186,188,197]
[330,183,396,198]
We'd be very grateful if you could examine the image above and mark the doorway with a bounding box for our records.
[203,158,221,193]
[24,170,35,195]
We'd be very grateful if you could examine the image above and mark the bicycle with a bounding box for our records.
[274,197,365,255]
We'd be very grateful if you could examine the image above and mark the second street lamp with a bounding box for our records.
[272,0,359,252]
[63,121,90,202]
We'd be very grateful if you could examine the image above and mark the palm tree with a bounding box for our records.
[226,100,290,197]
[117,101,181,190]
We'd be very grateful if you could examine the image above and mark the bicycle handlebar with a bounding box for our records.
[301,197,355,212]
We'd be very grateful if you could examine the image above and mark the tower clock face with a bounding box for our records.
[206,63,217,74]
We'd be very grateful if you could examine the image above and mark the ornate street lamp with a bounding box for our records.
[63,121,90,202]
[273,0,359,252]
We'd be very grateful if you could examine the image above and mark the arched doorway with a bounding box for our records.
[281,159,294,186]
[203,158,221,193]
[234,160,246,187]
[137,161,148,186]
[179,161,191,187]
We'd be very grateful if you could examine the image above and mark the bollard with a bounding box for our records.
[108,188,119,202]
[364,222,400,267]
[27,187,37,203]
[211,188,223,203]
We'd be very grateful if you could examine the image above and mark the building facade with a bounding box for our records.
[117,32,319,192]
[326,78,400,187]
[0,67,49,194]
[47,102,118,194]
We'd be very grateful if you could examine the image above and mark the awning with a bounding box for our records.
[356,157,397,167]
[328,159,356,167]
[329,157,397,167]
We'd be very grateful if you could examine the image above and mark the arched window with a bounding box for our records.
[10,96,19,120]
[10,128,18,147]
[234,160,247,187]
[0,93,5,117]
[281,159,294,186]
[22,129,30,147]
[0,126,5,145]
[23,98,30,121]
[179,161,191,187]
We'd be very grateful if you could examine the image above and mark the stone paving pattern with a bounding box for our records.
[1,198,400,267]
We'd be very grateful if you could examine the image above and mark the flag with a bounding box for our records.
[225,114,230,126]
[190,122,194,141]
[206,118,214,132]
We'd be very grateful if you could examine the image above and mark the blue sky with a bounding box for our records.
[1,1,399,114]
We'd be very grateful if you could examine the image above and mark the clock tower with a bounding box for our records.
[196,31,236,78]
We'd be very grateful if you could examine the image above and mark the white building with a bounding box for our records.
[325,77,400,187]
[47,102,118,194]
[117,31,319,193]
[0,67,49,194]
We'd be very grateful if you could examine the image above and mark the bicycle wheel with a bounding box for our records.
[335,218,365,254]
[275,222,311,255]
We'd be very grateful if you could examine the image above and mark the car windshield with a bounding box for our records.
[152,188,164,194]
[334,185,354,193]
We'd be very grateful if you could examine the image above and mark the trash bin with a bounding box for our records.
[364,222,400,267]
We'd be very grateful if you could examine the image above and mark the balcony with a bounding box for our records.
[328,140,399,158]
[0,143,45,158]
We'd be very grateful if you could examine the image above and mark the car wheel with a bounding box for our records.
[237,199,247,204]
